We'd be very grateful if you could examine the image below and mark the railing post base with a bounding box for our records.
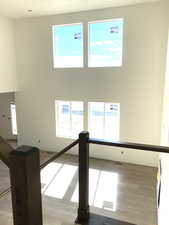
[76,207,90,223]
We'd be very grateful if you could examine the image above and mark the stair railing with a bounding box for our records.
[1,132,169,225]
[76,131,169,224]
[0,138,79,225]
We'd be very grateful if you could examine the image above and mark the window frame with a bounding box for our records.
[52,22,84,69]
[88,101,120,140]
[55,100,84,139]
[88,18,124,68]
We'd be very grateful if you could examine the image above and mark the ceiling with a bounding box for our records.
[0,0,159,18]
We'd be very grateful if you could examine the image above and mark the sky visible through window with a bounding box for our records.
[53,23,83,68]
[89,19,123,67]
[53,19,123,68]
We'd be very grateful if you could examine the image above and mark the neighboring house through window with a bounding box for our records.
[55,101,84,138]
[88,102,120,140]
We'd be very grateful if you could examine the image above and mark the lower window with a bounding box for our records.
[88,102,120,140]
[55,101,84,139]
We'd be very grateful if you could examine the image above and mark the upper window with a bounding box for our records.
[88,102,120,140]
[88,19,123,67]
[55,101,84,139]
[53,23,83,68]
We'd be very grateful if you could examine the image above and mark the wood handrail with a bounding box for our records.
[89,138,169,154]
[40,139,79,169]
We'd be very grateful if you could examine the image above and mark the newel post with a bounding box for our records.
[10,146,43,225]
[76,131,90,223]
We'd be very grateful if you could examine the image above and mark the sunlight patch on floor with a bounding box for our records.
[93,171,118,211]
[44,164,77,199]
[71,169,118,211]
[41,162,62,193]
[40,162,118,212]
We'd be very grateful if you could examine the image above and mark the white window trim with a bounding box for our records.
[88,102,120,140]
[52,23,84,69]
[55,100,84,139]
[88,18,124,68]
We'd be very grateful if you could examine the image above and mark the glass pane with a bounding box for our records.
[89,102,104,139]
[53,23,83,68]
[56,101,71,137]
[71,101,83,138]
[89,19,123,67]
[10,104,17,135]
[105,103,120,141]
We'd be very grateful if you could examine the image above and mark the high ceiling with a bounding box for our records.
[0,0,159,18]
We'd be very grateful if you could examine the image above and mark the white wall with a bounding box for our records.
[0,16,17,93]
[15,2,168,166]
[0,92,16,140]
[158,3,169,224]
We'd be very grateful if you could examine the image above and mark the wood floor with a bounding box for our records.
[0,145,157,225]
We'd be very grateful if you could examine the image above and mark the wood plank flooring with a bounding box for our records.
[0,146,157,225]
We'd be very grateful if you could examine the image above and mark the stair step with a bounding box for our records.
[76,213,136,225]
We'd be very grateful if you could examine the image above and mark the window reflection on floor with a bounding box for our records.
[71,169,118,211]
[41,162,118,212]
[41,162,62,193]
[42,163,77,199]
